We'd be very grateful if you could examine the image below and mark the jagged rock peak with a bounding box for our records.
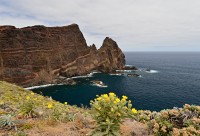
[90,44,97,51]
[0,24,125,87]
[101,37,118,49]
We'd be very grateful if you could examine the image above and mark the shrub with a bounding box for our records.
[44,101,70,122]
[90,92,137,136]
[135,110,152,123]
[19,97,36,118]
[0,114,17,130]
[13,131,28,136]
[146,104,200,136]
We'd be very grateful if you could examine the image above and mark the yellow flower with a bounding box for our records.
[111,108,114,112]
[31,92,34,95]
[121,98,126,102]
[47,103,53,109]
[103,94,108,98]
[106,98,110,102]
[98,107,101,110]
[131,108,137,114]
[97,97,102,101]
[64,102,68,105]
[122,95,128,100]
[109,92,115,97]
[115,98,120,103]
[26,96,30,100]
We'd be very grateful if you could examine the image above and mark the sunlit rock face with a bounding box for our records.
[0,24,125,87]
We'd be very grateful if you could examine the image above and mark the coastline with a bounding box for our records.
[24,84,63,90]
[24,71,101,90]
[24,66,141,90]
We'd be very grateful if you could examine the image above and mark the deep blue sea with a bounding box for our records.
[32,52,200,111]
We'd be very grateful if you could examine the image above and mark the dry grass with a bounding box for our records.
[0,113,95,136]
[24,121,92,136]
[121,119,150,136]
[0,118,150,136]
[0,81,154,136]
[0,81,96,136]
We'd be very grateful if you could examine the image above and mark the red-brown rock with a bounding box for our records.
[0,24,125,87]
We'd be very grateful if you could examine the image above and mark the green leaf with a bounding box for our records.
[112,130,121,136]
[92,131,108,136]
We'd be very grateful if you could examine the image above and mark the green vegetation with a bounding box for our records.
[0,114,17,130]
[0,81,70,121]
[149,105,200,135]
[135,105,200,135]
[0,81,84,135]
[0,81,200,136]
[90,93,137,135]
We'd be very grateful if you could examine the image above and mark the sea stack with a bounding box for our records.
[0,24,125,87]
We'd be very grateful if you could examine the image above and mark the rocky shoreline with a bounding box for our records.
[24,65,139,89]
[0,24,126,87]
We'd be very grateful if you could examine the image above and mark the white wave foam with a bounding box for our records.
[91,83,108,88]
[137,68,145,71]
[146,70,159,73]
[109,73,123,76]
[91,71,101,74]
[25,84,63,90]
[71,75,89,79]
[116,70,134,72]
[71,73,92,79]
[71,71,100,79]
[88,72,94,77]
[125,64,133,67]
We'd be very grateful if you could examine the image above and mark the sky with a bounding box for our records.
[0,0,200,51]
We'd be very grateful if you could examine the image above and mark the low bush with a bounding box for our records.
[136,104,200,136]
[90,92,137,136]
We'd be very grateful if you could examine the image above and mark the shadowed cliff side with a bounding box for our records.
[0,24,125,87]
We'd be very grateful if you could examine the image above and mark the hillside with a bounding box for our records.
[0,81,148,136]
[0,81,199,136]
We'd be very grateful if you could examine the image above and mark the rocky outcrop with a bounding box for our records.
[0,24,125,87]
[123,66,138,70]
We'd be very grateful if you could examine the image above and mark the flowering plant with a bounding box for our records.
[90,92,137,136]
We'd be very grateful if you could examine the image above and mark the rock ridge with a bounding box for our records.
[0,24,125,87]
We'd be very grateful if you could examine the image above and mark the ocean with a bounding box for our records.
[32,52,200,111]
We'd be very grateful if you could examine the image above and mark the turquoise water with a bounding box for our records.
[32,52,200,111]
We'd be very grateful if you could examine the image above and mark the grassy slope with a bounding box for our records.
[0,81,94,136]
[0,81,199,136]
[0,81,147,136]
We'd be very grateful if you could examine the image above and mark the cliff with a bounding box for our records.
[0,24,125,87]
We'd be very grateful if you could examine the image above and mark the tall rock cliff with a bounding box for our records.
[0,24,125,87]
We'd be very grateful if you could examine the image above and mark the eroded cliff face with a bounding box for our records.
[0,24,125,87]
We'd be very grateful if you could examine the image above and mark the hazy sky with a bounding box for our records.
[0,0,200,51]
